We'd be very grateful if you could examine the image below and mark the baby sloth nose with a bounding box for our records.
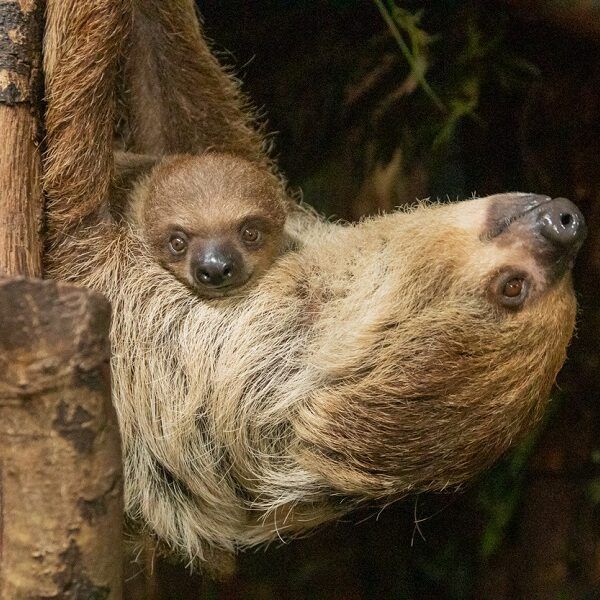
[194,246,239,288]
[537,198,586,251]
[196,260,232,286]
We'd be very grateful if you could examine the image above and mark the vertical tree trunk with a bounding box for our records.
[0,279,123,598]
[0,2,124,597]
[0,0,44,277]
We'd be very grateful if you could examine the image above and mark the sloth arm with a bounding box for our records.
[122,0,268,164]
[43,0,129,243]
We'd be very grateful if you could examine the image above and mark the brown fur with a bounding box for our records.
[43,0,127,240]
[123,152,287,296]
[42,0,580,570]
[120,0,269,163]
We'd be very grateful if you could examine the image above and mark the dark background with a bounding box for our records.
[144,2,600,597]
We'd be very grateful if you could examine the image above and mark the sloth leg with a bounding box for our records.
[122,0,267,164]
[43,0,128,239]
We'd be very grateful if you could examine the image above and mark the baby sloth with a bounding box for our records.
[122,152,287,298]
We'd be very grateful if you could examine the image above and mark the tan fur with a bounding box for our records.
[45,192,577,564]
[43,0,578,569]
[125,152,287,296]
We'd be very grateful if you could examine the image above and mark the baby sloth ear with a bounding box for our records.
[114,151,159,185]
[111,151,160,220]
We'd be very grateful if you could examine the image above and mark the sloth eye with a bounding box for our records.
[169,234,187,255]
[503,278,524,298]
[241,226,262,245]
[491,271,529,309]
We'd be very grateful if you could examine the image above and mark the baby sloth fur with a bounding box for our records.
[46,192,582,565]
[120,152,287,298]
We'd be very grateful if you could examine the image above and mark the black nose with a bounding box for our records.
[196,261,232,286]
[194,248,239,288]
[537,198,586,251]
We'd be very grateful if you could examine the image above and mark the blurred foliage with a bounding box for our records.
[587,478,600,505]
[477,394,563,557]
[376,0,539,151]
[373,1,444,111]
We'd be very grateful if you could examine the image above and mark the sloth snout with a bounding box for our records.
[486,194,587,260]
[195,260,233,286]
[536,197,586,253]
[193,245,241,288]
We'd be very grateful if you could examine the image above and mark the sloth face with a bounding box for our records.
[450,193,586,311]
[139,153,286,298]
[290,193,585,497]
[160,212,280,298]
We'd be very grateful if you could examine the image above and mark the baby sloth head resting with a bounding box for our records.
[130,153,287,298]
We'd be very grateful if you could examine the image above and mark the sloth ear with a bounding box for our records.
[110,151,159,219]
[113,151,159,183]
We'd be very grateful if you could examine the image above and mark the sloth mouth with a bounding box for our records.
[190,274,254,299]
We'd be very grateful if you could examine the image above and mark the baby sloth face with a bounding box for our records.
[140,154,287,298]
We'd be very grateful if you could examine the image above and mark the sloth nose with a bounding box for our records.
[486,194,587,278]
[196,261,232,286]
[194,248,238,287]
[537,198,586,251]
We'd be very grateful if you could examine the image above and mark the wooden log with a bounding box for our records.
[0,0,44,277]
[0,278,123,599]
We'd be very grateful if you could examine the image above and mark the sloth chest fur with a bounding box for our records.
[48,216,398,441]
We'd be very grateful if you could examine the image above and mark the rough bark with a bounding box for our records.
[0,0,44,277]
[1,3,123,595]
[0,278,123,599]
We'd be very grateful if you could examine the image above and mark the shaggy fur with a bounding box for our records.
[43,0,578,568]
[43,0,127,239]
[45,194,577,563]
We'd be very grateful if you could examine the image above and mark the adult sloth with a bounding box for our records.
[42,0,585,567]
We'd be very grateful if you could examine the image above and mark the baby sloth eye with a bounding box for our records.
[241,226,262,245]
[169,233,187,255]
